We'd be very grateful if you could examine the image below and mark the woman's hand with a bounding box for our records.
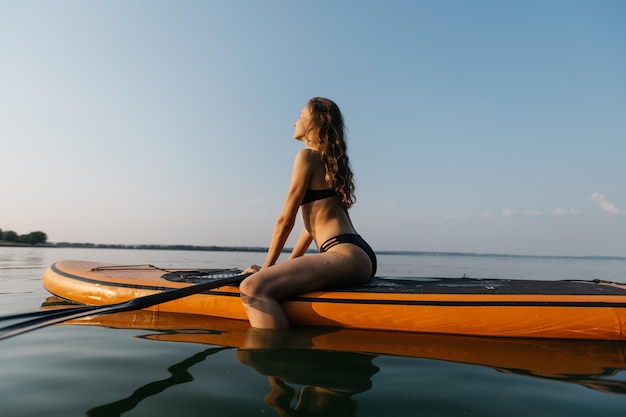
[243,264,262,274]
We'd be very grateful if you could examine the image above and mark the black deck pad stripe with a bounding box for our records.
[163,273,626,296]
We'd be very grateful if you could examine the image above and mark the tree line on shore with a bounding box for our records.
[0,228,269,252]
[0,228,48,245]
[51,242,269,252]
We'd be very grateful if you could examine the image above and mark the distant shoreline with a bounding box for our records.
[0,240,268,252]
[1,241,624,261]
[0,241,31,247]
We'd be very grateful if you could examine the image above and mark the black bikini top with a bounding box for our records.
[301,188,336,205]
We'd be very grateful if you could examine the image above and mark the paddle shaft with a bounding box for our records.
[0,273,251,341]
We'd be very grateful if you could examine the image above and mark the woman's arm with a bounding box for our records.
[289,228,313,259]
[261,150,313,268]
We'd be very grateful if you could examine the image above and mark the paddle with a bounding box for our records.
[0,272,251,341]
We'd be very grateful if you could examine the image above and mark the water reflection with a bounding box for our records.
[63,309,626,398]
[237,346,378,417]
[86,347,230,417]
[37,303,626,416]
[83,327,379,417]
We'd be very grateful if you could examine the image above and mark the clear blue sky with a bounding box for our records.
[1,1,624,257]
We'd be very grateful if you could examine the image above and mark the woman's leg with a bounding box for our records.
[239,245,371,329]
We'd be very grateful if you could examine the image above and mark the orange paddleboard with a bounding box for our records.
[43,260,626,340]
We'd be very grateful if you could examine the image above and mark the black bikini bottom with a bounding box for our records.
[319,234,377,279]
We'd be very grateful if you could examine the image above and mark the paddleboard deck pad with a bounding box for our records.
[43,260,626,340]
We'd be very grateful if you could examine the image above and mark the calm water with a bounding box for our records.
[1,247,626,416]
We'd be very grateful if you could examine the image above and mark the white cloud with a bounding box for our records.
[591,193,620,214]
[500,209,516,218]
[553,208,578,216]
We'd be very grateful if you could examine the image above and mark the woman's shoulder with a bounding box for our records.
[294,149,324,181]
[295,148,322,164]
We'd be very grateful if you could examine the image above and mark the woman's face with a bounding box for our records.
[293,105,313,141]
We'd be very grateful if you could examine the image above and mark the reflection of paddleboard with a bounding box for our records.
[58,306,626,395]
[43,260,626,339]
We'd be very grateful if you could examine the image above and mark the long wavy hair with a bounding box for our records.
[307,97,356,209]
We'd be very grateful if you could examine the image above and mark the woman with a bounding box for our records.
[240,97,376,329]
